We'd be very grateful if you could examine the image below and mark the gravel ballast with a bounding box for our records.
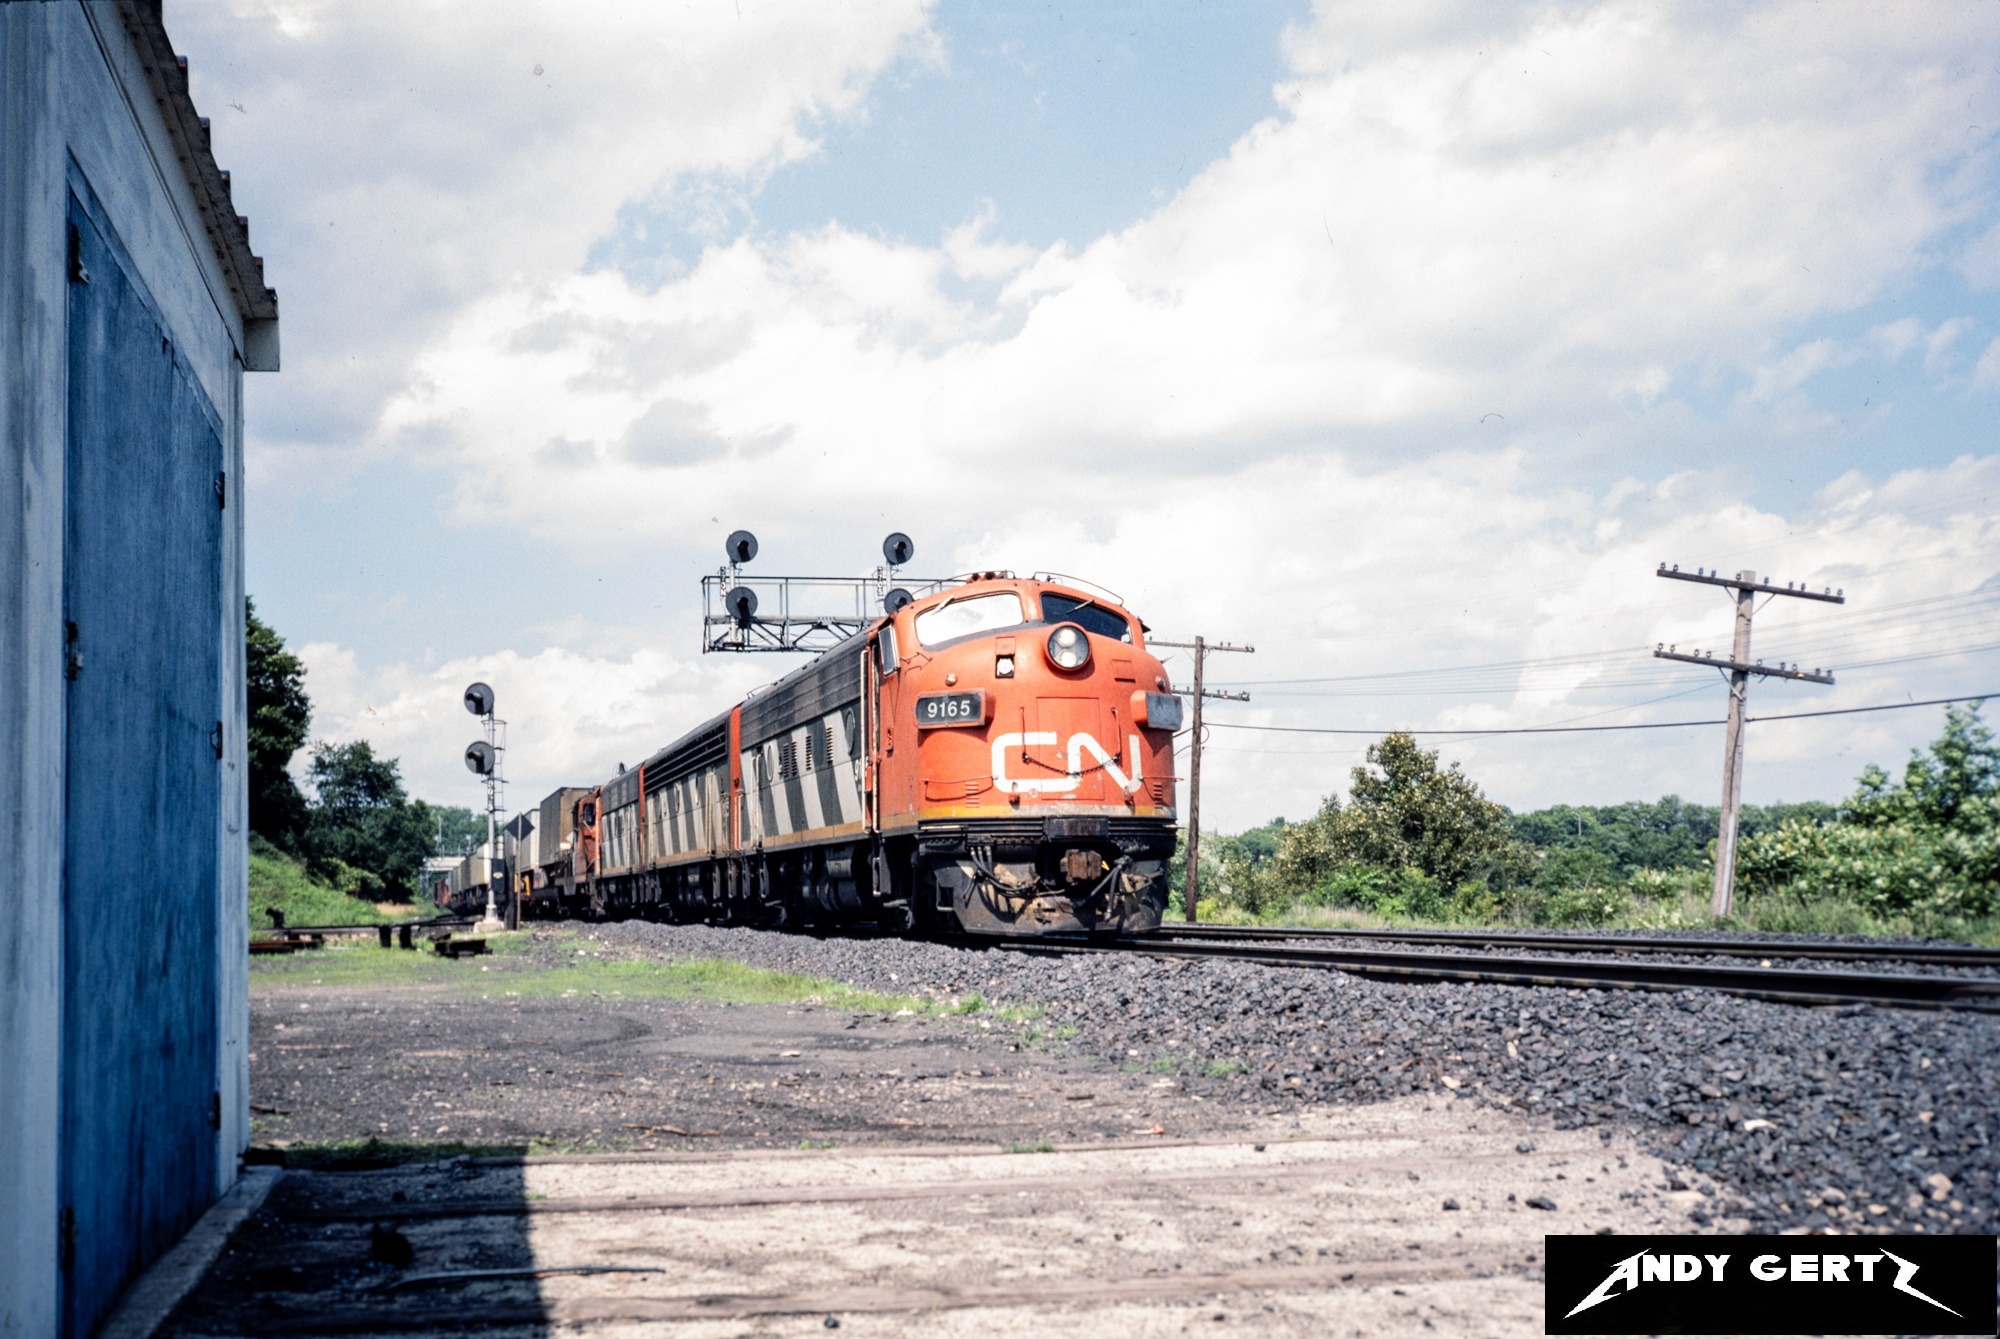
[582,920,2000,1236]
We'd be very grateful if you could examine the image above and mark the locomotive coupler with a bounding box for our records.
[1072,854,1132,907]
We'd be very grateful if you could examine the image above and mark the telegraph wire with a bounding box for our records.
[1203,691,1995,738]
[1209,585,2000,693]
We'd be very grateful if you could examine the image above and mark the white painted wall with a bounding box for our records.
[0,3,270,1332]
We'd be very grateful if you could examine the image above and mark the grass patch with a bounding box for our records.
[251,933,1006,1017]
[249,837,428,932]
[1005,1140,1055,1154]
[1204,1058,1246,1078]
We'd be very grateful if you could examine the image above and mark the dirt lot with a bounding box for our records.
[158,932,1730,1336]
[249,983,1219,1152]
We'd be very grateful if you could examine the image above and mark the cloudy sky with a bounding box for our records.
[178,0,2000,831]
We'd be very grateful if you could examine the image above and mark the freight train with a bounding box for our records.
[439,573,1183,935]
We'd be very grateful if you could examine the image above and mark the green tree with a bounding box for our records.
[1509,796,1835,876]
[1279,733,1531,893]
[303,741,438,902]
[246,599,311,850]
[1846,704,1999,833]
[429,805,489,857]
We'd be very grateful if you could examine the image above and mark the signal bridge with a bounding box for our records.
[702,530,945,654]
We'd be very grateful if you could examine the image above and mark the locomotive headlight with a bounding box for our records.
[1046,624,1090,671]
[995,655,1015,678]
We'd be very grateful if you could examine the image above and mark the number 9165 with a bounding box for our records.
[914,691,986,729]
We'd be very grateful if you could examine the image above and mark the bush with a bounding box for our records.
[1539,881,1631,927]
[1301,864,1445,919]
[1737,818,1997,919]
[1736,705,2000,922]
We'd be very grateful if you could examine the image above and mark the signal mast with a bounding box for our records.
[462,681,505,931]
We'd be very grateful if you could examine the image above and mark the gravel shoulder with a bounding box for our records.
[582,921,2000,1236]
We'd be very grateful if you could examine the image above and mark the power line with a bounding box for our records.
[1206,585,2000,692]
[1204,691,1994,737]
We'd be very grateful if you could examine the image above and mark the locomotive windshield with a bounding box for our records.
[913,592,1024,647]
[1039,592,1133,643]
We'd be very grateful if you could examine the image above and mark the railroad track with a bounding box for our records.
[994,927,2000,1013]
[1149,921,2000,969]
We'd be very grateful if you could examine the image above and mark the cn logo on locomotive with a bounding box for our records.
[990,732,1144,795]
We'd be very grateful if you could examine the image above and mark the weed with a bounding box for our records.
[1005,1140,1056,1154]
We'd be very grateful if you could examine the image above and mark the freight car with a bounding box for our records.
[513,573,1182,935]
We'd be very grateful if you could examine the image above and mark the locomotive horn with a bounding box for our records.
[725,585,759,626]
[882,532,914,567]
[725,529,759,565]
[463,681,495,717]
[464,740,497,775]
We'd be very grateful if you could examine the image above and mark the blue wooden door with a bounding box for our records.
[61,190,223,1339]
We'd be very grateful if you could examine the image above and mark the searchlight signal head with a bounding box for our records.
[725,529,759,565]
[883,587,913,614]
[725,585,758,627]
[463,681,495,717]
[464,740,496,775]
[883,532,914,568]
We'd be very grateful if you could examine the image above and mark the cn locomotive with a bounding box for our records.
[461,573,1184,936]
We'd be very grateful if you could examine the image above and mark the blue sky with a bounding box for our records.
[183,0,2000,826]
[602,1,1310,267]
[238,0,1313,674]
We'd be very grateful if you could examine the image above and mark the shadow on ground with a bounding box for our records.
[162,1142,552,1336]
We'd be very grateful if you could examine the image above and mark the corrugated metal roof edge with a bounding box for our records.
[116,0,280,362]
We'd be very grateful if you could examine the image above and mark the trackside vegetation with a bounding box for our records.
[247,600,483,902]
[248,836,407,930]
[1172,704,1998,941]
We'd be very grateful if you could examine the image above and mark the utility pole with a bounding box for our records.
[1150,636,1253,923]
[1653,564,1842,917]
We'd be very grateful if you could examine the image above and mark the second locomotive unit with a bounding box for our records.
[513,572,1183,936]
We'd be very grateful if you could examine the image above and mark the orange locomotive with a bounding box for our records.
[535,574,1182,935]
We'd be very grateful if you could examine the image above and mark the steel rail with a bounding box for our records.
[994,936,2000,1013]
[1145,921,2000,968]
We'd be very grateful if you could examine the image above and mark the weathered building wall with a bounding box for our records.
[0,3,276,1334]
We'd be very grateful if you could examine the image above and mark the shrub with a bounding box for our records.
[1302,863,1444,919]
[1736,704,1999,922]
[1539,881,1631,927]
[1737,818,1997,919]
